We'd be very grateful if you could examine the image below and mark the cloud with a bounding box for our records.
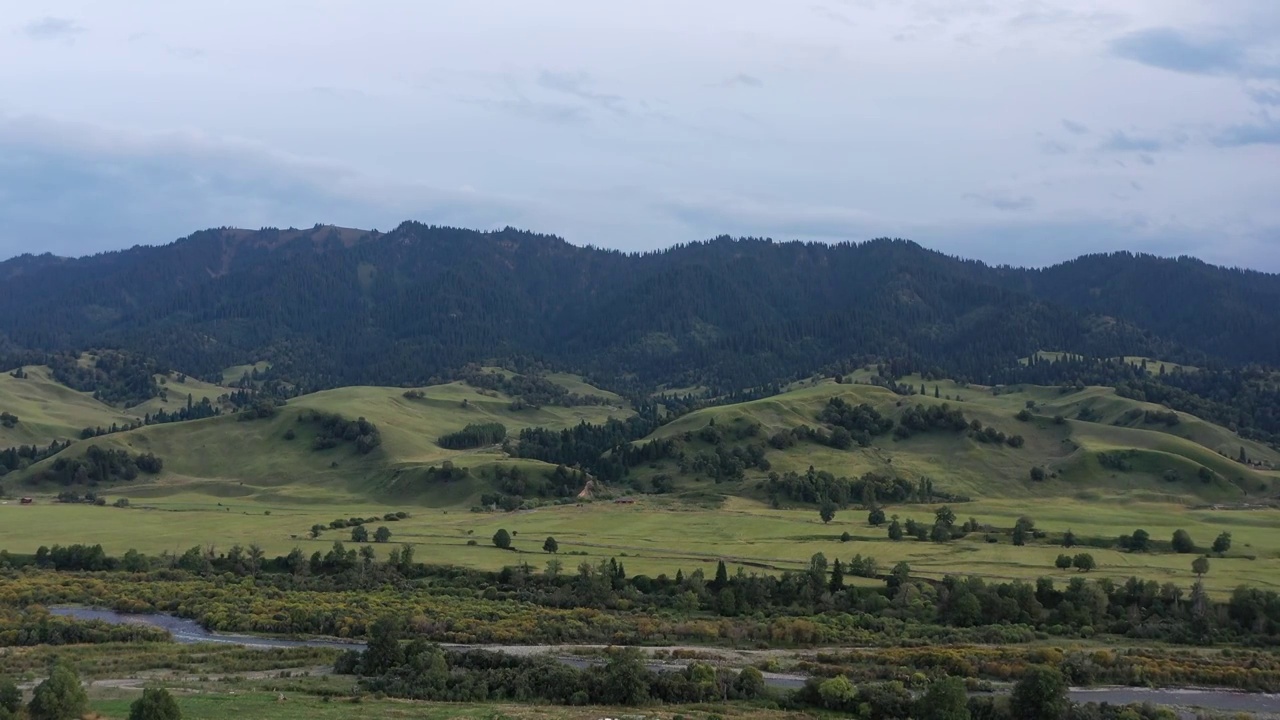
[22,17,83,41]
[467,94,587,125]
[1040,140,1073,155]
[721,73,764,89]
[1099,130,1164,153]
[536,71,628,116]
[1248,87,1280,106]
[658,195,881,240]
[0,115,531,258]
[810,4,855,27]
[1061,119,1090,135]
[1109,26,1278,79]
[964,193,1036,212]
[1212,119,1280,147]
[658,193,1280,270]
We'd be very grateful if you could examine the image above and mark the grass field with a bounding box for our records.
[1,491,1275,596]
[7,375,632,506]
[3,369,1278,596]
[641,377,1277,502]
[0,366,137,447]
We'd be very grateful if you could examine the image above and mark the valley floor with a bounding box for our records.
[3,492,1277,595]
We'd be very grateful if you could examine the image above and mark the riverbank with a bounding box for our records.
[46,606,1280,715]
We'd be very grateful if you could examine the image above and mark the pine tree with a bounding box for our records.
[829,558,845,592]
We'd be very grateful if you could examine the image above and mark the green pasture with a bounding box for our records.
[3,366,1279,598]
[1,492,1275,596]
[0,365,136,446]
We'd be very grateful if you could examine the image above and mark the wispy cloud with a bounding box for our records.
[964,193,1036,212]
[810,4,855,27]
[1212,119,1280,147]
[22,16,83,41]
[1110,26,1279,79]
[1040,139,1074,155]
[536,71,628,116]
[1061,119,1090,135]
[0,114,531,257]
[721,73,764,89]
[1099,130,1164,153]
[1248,87,1280,106]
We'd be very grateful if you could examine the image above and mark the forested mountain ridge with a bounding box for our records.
[1,222,1277,392]
[996,252,1280,366]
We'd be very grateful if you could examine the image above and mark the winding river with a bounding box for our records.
[49,607,1280,715]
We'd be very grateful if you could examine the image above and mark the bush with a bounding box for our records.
[130,687,182,720]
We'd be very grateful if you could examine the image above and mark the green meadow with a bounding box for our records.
[2,364,1278,595]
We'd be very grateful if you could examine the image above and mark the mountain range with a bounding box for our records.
[2,222,1278,391]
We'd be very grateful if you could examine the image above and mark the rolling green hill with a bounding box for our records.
[633,377,1277,504]
[2,368,1278,593]
[0,365,138,447]
[8,372,633,507]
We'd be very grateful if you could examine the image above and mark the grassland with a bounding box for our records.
[0,365,137,447]
[642,377,1278,502]
[2,370,1278,595]
[220,361,271,384]
[1,490,1276,596]
[5,373,632,506]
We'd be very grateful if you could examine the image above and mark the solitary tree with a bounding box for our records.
[888,561,911,591]
[373,526,392,543]
[934,505,956,527]
[868,507,886,526]
[1128,529,1151,552]
[916,676,971,720]
[309,523,325,539]
[930,522,952,543]
[362,615,404,676]
[28,661,88,720]
[829,558,845,592]
[1054,554,1073,569]
[492,528,512,550]
[129,687,181,720]
[1062,529,1076,548]
[819,500,837,524]
[1010,665,1069,720]
[1192,556,1210,578]
[1171,529,1196,554]
[1012,524,1028,547]
[1072,553,1096,572]
[887,519,904,541]
[350,525,369,543]
[1212,531,1232,555]
[543,536,559,554]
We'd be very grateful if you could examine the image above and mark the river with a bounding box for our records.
[48,607,1280,715]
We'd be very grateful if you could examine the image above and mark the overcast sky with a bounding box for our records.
[2,1,1278,269]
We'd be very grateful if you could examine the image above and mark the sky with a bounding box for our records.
[2,0,1279,269]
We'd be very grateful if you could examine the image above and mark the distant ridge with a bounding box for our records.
[2,222,1278,391]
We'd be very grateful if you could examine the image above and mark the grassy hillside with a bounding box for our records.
[636,377,1277,503]
[0,365,138,447]
[128,371,230,417]
[3,368,1279,595]
[8,374,632,507]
